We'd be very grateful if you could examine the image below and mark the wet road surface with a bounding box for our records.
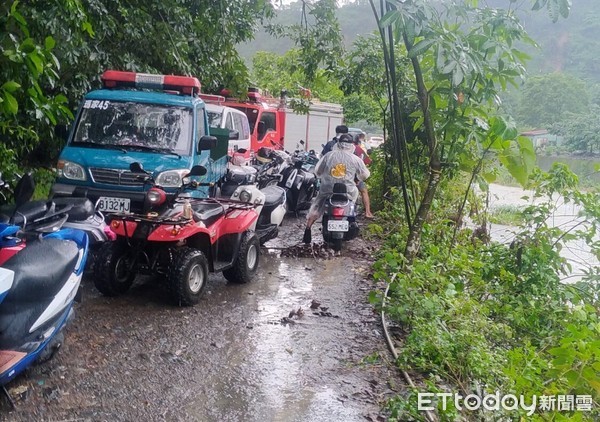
[2,217,403,421]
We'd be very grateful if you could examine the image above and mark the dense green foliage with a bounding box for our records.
[0,0,273,179]
[516,72,590,129]
[368,159,600,420]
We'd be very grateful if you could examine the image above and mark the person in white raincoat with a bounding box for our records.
[303,133,370,244]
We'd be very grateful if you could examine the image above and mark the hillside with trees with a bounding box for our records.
[244,0,600,153]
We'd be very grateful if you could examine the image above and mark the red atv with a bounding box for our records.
[93,163,261,306]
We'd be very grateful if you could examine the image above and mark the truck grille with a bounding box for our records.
[89,168,144,186]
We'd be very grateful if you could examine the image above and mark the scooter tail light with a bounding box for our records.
[332,207,345,217]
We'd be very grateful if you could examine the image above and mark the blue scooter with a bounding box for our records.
[0,225,88,406]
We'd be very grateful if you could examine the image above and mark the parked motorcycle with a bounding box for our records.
[321,183,359,252]
[0,226,88,404]
[281,141,319,214]
[94,163,262,306]
[255,143,319,215]
[255,147,291,188]
[220,162,286,245]
[0,172,113,270]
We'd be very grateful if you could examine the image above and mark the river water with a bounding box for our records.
[488,183,598,283]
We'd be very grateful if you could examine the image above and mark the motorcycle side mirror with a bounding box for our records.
[299,140,305,145]
[187,165,208,177]
[237,148,247,154]
[13,173,36,210]
[129,162,147,173]
[198,135,217,152]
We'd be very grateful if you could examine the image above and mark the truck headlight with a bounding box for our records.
[155,169,189,188]
[57,160,86,181]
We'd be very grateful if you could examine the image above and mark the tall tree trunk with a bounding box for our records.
[404,166,441,263]
[401,26,441,264]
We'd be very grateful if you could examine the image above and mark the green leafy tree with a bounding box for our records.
[336,34,398,127]
[516,72,589,129]
[374,0,569,262]
[552,104,600,153]
[0,0,80,173]
[267,0,343,83]
[1,0,274,174]
[251,48,343,103]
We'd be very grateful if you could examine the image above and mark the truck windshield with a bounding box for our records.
[206,110,222,128]
[230,106,259,133]
[71,100,193,155]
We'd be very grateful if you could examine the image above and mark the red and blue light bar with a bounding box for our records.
[101,70,201,95]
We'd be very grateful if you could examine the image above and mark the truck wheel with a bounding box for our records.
[168,247,209,306]
[223,231,259,284]
[93,242,136,296]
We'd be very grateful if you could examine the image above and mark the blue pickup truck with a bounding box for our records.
[52,70,228,213]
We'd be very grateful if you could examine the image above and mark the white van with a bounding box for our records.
[205,103,252,154]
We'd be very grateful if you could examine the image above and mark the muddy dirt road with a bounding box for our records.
[2,217,403,421]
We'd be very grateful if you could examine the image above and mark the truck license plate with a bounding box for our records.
[327,219,349,232]
[97,196,131,213]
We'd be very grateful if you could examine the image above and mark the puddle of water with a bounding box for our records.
[184,254,375,422]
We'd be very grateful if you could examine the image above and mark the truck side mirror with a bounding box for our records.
[257,121,266,138]
[229,130,239,140]
[187,165,207,176]
[198,135,217,151]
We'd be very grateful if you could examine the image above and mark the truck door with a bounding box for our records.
[258,111,278,147]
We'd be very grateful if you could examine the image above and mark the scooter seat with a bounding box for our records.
[191,202,225,227]
[262,185,286,207]
[2,237,79,302]
[53,197,95,221]
[330,193,349,206]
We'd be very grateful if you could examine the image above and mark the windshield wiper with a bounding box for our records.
[71,141,127,153]
[120,144,181,159]
[126,145,181,159]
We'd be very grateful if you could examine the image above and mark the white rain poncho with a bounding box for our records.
[307,141,370,220]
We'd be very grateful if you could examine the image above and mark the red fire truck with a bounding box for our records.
[201,88,344,156]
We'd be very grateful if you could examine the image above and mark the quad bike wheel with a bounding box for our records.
[223,231,259,284]
[168,247,209,306]
[93,242,136,296]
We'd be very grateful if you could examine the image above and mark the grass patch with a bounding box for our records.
[488,204,524,226]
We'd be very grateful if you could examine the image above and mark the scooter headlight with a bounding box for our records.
[155,169,190,188]
[239,189,252,202]
[57,160,86,181]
